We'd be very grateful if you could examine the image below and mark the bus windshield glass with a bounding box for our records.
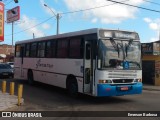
[98,39,141,70]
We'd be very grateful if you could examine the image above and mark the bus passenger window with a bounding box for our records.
[46,41,56,58]
[37,42,45,57]
[30,43,37,57]
[46,41,52,57]
[57,40,68,58]
[25,44,30,57]
[69,38,81,58]
[15,45,21,57]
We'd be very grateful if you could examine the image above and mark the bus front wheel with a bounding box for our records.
[67,77,78,97]
[28,70,34,85]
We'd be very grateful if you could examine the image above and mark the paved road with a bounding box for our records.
[1,79,160,120]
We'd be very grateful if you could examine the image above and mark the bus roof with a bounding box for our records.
[15,28,138,44]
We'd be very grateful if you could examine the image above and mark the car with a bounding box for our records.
[6,62,14,68]
[0,63,14,78]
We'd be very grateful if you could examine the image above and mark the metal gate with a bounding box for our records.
[142,60,155,85]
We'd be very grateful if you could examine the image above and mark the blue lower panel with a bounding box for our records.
[97,83,142,97]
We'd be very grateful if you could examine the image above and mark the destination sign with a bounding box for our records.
[99,30,139,40]
[115,32,136,39]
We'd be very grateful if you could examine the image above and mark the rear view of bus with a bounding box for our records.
[95,29,142,96]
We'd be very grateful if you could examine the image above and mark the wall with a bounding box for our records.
[0,44,14,62]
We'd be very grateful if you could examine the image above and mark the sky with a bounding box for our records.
[2,0,160,45]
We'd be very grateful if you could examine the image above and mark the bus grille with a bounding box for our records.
[112,79,133,83]
[108,71,137,78]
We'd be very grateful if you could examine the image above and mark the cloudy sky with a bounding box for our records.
[2,0,160,44]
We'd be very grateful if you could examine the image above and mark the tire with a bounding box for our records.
[28,70,34,85]
[67,77,78,97]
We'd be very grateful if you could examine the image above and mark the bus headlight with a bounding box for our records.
[99,80,112,84]
[134,79,142,82]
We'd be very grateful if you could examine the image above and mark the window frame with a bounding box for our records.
[45,40,56,58]
[25,43,30,57]
[30,42,37,58]
[57,39,69,58]
[69,38,82,59]
[37,41,46,58]
[15,44,21,57]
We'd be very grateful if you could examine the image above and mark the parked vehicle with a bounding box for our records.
[0,63,14,78]
[6,62,14,68]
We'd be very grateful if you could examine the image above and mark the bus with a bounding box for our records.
[14,28,142,97]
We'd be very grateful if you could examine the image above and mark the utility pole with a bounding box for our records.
[44,4,60,35]
[159,30,160,55]
[33,33,35,39]
[12,21,14,53]
[56,13,60,35]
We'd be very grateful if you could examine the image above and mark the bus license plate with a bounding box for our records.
[120,87,128,91]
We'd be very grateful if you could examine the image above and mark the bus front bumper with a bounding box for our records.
[97,83,142,97]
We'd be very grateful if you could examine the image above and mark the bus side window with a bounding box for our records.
[86,44,90,60]
[37,42,45,57]
[25,44,30,57]
[57,39,68,58]
[45,41,56,58]
[30,43,37,57]
[15,45,21,57]
[69,38,81,58]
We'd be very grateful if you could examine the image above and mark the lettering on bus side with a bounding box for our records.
[36,59,53,69]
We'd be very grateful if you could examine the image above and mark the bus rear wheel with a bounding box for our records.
[28,70,34,85]
[67,77,78,97]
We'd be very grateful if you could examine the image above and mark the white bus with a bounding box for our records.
[14,28,142,97]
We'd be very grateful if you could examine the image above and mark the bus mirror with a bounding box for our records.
[86,44,90,59]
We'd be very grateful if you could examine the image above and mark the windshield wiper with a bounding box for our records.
[109,38,120,57]
[125,39,133,57]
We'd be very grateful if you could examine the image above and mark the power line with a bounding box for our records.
[5,0,13,6]
[2,0,9,3]
[106,0,160,13]
[5,0,160,37]
[62,0,129,15]
[5,16,55,36]
[142,0,160,6]
[5,0,129,37]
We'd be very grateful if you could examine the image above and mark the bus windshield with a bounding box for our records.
[98,39,141,70]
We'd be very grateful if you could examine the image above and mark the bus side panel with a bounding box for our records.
[18,58,84,93]
[23,68,28,80]
[14,58,23,79]
[76,77,83,93]
[33,70,66,88]
[33,70,83,93]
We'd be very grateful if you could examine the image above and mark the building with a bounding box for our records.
[141,41,160,86]
[0,44,14,62]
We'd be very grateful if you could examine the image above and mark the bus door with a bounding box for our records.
[20,46,24,77]
[84,40,93,94]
